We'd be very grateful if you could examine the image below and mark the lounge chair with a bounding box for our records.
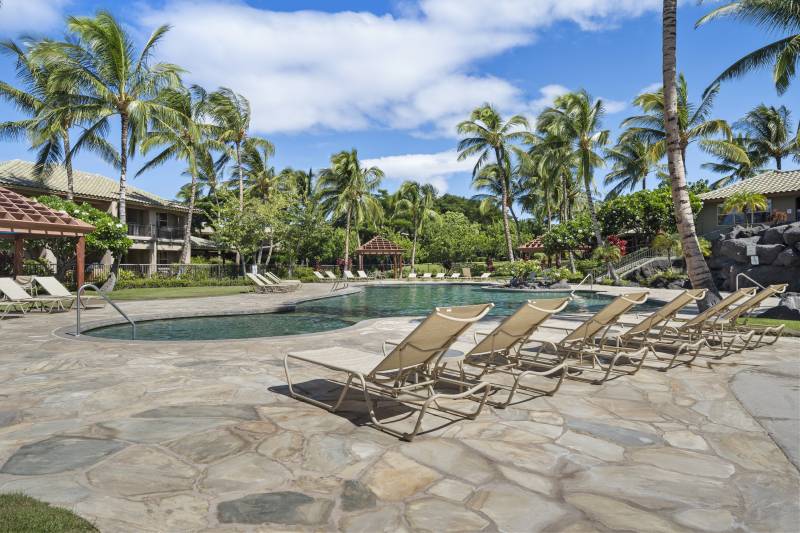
[324,270,338,280]
[313,271,328,281]
[408,272,417,280]
[479,272,491,280]
[712,284,788,347]
[0,299,33,318]
[343,270,356,280]
[33,276,104,309]
[422,273,432,280]
[439,297,572,407]
[0,277,73,312]
[265,272,300,285]
[522,292,653,383]
[357,270,372,281]
[285,304,495,441]
[256,273,299,293]
[450,272,461,280]
[435,273,446,280]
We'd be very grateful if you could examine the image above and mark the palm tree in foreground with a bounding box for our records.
[736,104,798,169]
[663,0,720,309]
[457,103,528,261]
[318,149,384,269]
[396,181,439,270]
[697,0,800,94]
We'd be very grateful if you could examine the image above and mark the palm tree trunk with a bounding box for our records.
[63,132,74,201]
[583,161,603,246]
[118,112,129,224]
[663,0,720,310]
[545,186,553,230]
[411,227,418,269]
[509,205,522,245]
[236,142,244,211]
[265,232,274,267]
[494,148,515,261]
[343,207,352,270]
[642,177,646,191]
[776,155,782,170]
[179,169,197,264]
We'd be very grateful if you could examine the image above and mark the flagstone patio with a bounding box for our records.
[0,284,798,532]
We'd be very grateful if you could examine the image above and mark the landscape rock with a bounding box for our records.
[774,248,800,267]
[783,222,800,247]
[1,437,126,475]
[719,237,759,263]
[217,491,333,526]
[761,224,789,244]
[727,264,800,292]
[759,292,800,320]
[755,243,785,264]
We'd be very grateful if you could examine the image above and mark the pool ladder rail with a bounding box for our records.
[74,283,137,340]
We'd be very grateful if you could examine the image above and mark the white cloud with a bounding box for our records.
[0,0,69,35]
[138,0,665,136]
[602,98,628,114]
[639,82,663,95]
[363,150,477,193]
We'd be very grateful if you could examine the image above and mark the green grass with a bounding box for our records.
[739,317,800,335]
[0,493,97,532]
[108,285,251,301]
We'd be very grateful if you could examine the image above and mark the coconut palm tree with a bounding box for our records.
[702,135,767,188]
[621,75,734,177]
[663,0,720,309]
[457,103,529,261]
[32,11,184,224]
[472,162,525,243]
[0,39,116,200]
[238,145,282,201]
[697,0,800,94]
[317,149,384,268]
[723,191,769,226]
[206,88,274,210]
[735,104,798,169]
[603,137,660,198]
[395,181,439,270]
[539,90,609,247]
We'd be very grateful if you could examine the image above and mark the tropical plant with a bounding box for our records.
[702,134,767,188]
[317,149,384,268]
[603,136,660,198]
[32,11,184,224]
[395,181,439,269]
[697,0,800,94]
[472,163,526,243]
[457,103,529,261]
[735,104,798,169]
[723,191,769,226]
[592,243,622,282]
[663,0,721,309]
[651,232,681,264]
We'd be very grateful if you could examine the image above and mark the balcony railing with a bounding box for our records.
[127,224,185,240]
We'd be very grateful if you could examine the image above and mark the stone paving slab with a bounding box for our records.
[0,284,798,531]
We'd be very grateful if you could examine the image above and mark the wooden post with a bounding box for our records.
[358,254,364,271]
[76,236,86,288]
[13,235,23,277]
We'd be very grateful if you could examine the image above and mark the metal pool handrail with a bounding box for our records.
[75,284,136,340]
[571,273,594,296]
[735,273,766,291]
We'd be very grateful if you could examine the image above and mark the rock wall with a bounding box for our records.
[709,222,800,291]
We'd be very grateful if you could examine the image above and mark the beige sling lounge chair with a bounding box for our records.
[265,272,300,285]
[357,270,372,281]
[324,270,338,280]
[285,304,494,441]
[0,278,72,312]
[254,273,299,293]
[33,276,103,309]
[711,284,788,348]
[440,297,572,407]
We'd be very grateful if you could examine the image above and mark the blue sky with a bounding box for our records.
[0,0,797,204]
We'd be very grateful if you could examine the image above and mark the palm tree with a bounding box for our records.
[457,103,529,261]
[622,75,734,177]
[207,88,274,210]
[663,0,720,309]
[318,149,384,268]
[603,137,660,198]
[539,90,609,247]
[0,39,115,200]
[592,243,621,283]
[395,181,439,269]
[723,191,769,226]
[702,135,767,188]
[472,162,525,243]
[697,0,800,94]
[735,104,798,169]
[137,86,218,263]
[239,145,281,201]
[33,11,183,224]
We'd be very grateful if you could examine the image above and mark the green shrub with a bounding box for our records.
[116,277,244,289]
[643,268,688,288]
[291,266,318,282]
[22,258,53,276]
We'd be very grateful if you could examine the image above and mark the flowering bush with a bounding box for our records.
[607,235,627,256]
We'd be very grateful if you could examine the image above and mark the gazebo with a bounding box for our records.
[518,237,545,260]
[356,235,405,278]
[0,187,94,287]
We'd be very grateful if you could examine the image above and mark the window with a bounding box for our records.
[717,199,772,225]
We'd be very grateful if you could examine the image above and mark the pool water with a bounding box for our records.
[85,285,656,341]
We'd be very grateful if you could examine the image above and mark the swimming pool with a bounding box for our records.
[84,285,656,341]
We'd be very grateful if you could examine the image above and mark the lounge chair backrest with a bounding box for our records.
[408,272,417,279]
[358,271,369,279]
[561,292,648,344]
[435,273,445,279]
[0,278,33,301]
[451,273,460,278]
[423,273,432,278]
[462,268,472,278]
[469,297,570,356]
[246,273,267,287]
[265,272,282,283]
[681,287,757,327]
[313,271,326,280]
[344,270,355,279]
[721,283,788,321]
[325,270,337,279]
[33,276,72,297]
[373,303,494,374]
[622,289,706,338]
[480,272,491,279]
[255,273,276,285]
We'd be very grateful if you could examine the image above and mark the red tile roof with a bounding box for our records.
[0,186,94,236]
[357,235,405,254]
[518,237,544,251]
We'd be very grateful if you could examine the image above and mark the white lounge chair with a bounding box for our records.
[343,270,356,280]
[357,270,372,281]
[0,277,72,312]
[408,272,417,280]
[422,273,432,280]
[265,272,300,285]
[450,273,461,280]
[256,273,299,293]
[479,272,491,280]
[313,271,328,281]
[435,273,446,280]
[324,270,338,280]
[33,276,105,309]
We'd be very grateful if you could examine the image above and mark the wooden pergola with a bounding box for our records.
[356,236,405,278]
[0,187,94,287]
[518,237,545,260]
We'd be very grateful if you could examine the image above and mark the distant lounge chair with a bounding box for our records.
[265,272,300,285]
[479,272,491,280]
[357,270,372,281]
[343,270,356,280]
[256,273,299,292]
[246,273,294,293]
[285,304,495,441]
[0,277,73,312]
[33,276,104,309]
[408,272,417,280]
[324,270,337,280]
[313,271,328,281]
[422,272,432,280]
[450,272,461,280]
[435,273,446,280]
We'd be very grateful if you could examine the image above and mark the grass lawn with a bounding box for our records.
[107,285,251,301]
[0,493,97,532]
[739,317,800,335]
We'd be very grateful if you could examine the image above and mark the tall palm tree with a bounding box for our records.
[395,181,439,269]
[539,90,609,246]
[663,0,720,309]
[603,136,660,198]
[33,11,183,224]
[472,162,525,244]
[207,88,274,210]
[457,103,529,261]
[702,135,767,188]
[0,39,115,200]
[238,145,282,201]
[137,86,219,264]
[735,104,798,169]
[317,149,384,268]
[697,0,800,94]
[621,75,734,177]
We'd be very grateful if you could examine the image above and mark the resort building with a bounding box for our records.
[0,159,213,265]
[696,169,800,236]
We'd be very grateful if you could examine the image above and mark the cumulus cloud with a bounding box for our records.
[602,99,628,114]
[137,0,664,136]
[639,82,663,94]
[0,0,70,35]
[363,150,478,193]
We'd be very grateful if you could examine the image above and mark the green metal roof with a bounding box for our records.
[0,159,187,212]
[698,169,800,201]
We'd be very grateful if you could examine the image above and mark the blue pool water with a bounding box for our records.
[85,285,655,341]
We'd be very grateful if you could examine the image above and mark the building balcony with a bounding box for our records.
[127,223,185,241]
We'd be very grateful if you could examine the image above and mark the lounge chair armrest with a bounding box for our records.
[383,339,401,356]
[473,330,491,343]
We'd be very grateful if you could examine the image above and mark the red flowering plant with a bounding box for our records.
[607,235,627,256]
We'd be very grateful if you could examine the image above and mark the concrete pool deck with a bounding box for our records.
[1,282,798,531]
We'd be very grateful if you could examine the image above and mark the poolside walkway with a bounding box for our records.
[0,283,798,531]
